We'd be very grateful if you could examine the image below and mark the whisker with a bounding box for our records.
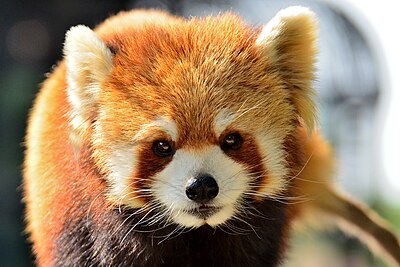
[286,152,314,183]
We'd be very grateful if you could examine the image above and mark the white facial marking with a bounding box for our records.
[152,147,250,228]
[214,109,237,136]
[255,131,288,196]
[206,204,236,227]
[106,145,141,207]
[133,117,178,142]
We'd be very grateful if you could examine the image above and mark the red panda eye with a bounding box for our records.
[152,140,175,157]
[221,133,242,151]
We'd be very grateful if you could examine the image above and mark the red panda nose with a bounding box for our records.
[185,174,219,203]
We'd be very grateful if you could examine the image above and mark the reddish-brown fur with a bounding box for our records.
[24,9,400,267]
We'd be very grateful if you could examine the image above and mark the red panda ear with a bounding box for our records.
[63,25,114,139]
[256,6,318,132]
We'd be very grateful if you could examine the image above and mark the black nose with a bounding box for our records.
[185,174,219,203]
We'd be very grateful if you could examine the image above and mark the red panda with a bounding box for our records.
[23,7,400,267]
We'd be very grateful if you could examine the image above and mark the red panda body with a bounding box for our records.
[24,8,400,267]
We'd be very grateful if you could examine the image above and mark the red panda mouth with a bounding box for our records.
[187,205,221,219]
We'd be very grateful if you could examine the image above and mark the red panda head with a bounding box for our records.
[63,7,317,228]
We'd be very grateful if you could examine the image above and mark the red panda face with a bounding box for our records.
[97,101,292,228]
[99,113,291,228]
[121,114,289,228]
[64,8,317,228]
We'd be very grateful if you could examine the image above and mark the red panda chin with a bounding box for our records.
[191,204,221,217]
[170,205,234,228]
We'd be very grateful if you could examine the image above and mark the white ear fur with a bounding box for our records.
[64,25,113,137]
[256,6,318,132]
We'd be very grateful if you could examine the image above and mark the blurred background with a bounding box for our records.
[0,0,399,266]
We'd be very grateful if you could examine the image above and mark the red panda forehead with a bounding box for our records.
[173,110,218,148]
[106,14,262,87]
